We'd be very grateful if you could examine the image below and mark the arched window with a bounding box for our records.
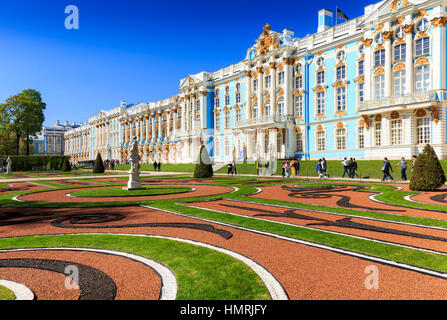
[417,117,431,144]
[264,100,271,117]
[253,102,259,119]
[277,97,284,116]
[335,128,347,150]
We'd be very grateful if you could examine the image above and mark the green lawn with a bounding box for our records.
[71,186,192,197]
[217,159,447,180]
[0,285,15,301]
[0,234,270,300]
[115,163,197,173]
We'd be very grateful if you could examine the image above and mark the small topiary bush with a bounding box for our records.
[410,144,446,191]
[93,153,105,174]
[61,158,71,172]
[193,145,213,178]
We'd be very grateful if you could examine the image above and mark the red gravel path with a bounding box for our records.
[0,250,161,300]
[252,184,447,221]
[190,199,447,254]
[2,205,447,299]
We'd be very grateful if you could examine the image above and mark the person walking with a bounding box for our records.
[281,161,286,178]
[382,157,394,181]
[316,159,325,179]
[291,160,296,176]
[295,159,300,176]
[394,157,408,181]
[157,162,161,172]
[341,157,350,178]
[321,157,329,178]
[153,161,158,172]
[227,163,233,175]
[232,161,237,175]
[351,158,359,178]
[256,160,261,176]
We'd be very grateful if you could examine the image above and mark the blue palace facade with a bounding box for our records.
[65,0,447,164]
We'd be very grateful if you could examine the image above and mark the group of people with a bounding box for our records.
[281,160,300,178]
[153,161,162,172]
[341,157,359,179]
[103,159,116,170]
[227,162,237,175]
[316,158,330,179]
[381,155,417,182]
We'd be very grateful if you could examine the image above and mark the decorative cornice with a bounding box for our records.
[414,57,429,66]
[403,24,414,34]
[393,62,406,72]
[431,17,447,28]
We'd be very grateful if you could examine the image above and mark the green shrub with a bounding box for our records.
[61,158,71,172]
[93,153,105,174]
[410,144,446,191]
[0,155,69,171]
[193,145,213,178]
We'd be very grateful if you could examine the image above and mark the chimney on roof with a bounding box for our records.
[318,9,334,33]
[65,120,69,126]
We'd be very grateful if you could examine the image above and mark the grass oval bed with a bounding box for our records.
[70,187,193,198]
[0,284,15,300]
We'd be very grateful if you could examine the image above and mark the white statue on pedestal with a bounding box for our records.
[126,136,143,190]
[6,156,12,175]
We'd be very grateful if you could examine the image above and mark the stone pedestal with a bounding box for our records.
[125,171,143,190]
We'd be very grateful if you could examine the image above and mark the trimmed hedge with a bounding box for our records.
[0,155,69,171]
[93,153,105,174]
[193,145,213,178]
[410,144,446,191]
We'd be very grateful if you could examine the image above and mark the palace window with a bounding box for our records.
[316,130,326,151]
[336,87,346,112]
[225,95,230,106]
[264,100,271,117]
[296,132,303,153]
[317,71,325,85]
[358,127,365,149]
[375,122,382,146]
[358,83,364,104]
[337,50,346,62]
[391,119,403,145]
[358,60,364,76]
[215,113,220,130]
[417,19,429,33]
[394,44,406,61]
[417,117,431,144]
[374,49,385,66]
[277,98,285,116]
[375,33,384,45]
[336,65,346,81]
[215,137,220,156]
[415,65,430,93]
[235,92,241,104]
[236,82,241,91]
[253,79,258,92]
[335,128,347,150]
[278,71,285,85]
[416,37,430,56]
[265,75,271,89]
[253,102,259,119]
[316,91,326,115]
[295,64,302,74]
[295,96,303,118]
[395,27,405,39]
[374,74,385,100]
[295,76,303,89]
[235,108,241,123]
[394,70,406,97]
[317,57,325,67]
[224,137,230,156]
[225,111,230,128]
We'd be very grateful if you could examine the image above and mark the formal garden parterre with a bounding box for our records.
[2,171,447,300]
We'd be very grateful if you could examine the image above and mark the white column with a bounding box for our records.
[283,57,293,115]
[384,31,393,98]
[269,63,276,115]
[200,92,207,130]
[244,70,252,120]
[364,39,372,100]
[404,24,414,95]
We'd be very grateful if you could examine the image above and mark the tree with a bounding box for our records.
[193,145,213,178]
[93,153,105,174]
[410,144,446,191]
[61,158,71,172]
[0,89,46,155]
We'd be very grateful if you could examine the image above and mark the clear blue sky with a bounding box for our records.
[0,0,370,126]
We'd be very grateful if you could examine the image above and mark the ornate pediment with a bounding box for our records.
[257,24,280,56]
